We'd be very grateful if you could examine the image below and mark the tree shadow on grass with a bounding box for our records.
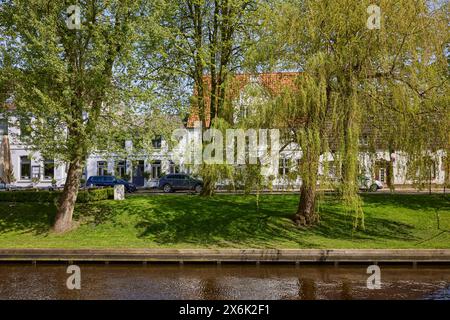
[132,195,312,247]
[361,194,450,212]
[0,201,117,236]
[311,206,417,242]
[75,202,116,227]
[0,194,431,246]
[131,195,418,247]
[0,202,56,235]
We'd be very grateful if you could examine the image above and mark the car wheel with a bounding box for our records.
[369,184,378,192]
[163,184,172,193]
[195,185,203,193]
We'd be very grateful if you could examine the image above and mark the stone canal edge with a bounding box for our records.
[0,249,450,264]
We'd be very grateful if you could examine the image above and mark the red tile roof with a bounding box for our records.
[187,72,300,127]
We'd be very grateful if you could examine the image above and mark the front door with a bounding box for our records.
[133,161,145,187]
[374,160,390,185]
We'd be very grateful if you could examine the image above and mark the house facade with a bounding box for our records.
[1,72,448,190]
[186,72,448,190]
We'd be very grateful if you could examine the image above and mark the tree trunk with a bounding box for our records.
[294,183,319,226]
[388,147,395,192]
[200,179,215,196]
[53,157,82,233]
[293,140,321,227]
[200,163,217,196]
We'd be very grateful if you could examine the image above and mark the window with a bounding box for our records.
[97,161,107,176]
[117,139,127,149]
[169,161,180,174]
[0,118,8,136]
[152,136,162,149]
[379,168,386,183]
[328,161,337,177]
[443,157,450,185]
[428,161,437,180]
[116,160,126,177]
[43,159,55,180]
[151,160,162,179]
[360,135,369,146]
[279,158,290,176]
[81,166,87,181]
[20,156,31,180]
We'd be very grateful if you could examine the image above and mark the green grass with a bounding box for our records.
[0,194,449,249]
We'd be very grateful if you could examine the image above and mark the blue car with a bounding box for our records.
[158,174,203,193]
[86,176,137,193]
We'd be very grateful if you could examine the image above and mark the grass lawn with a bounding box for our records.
[0,194,449,249]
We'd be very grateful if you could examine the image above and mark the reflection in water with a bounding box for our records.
[427,285,450,300]
[341,281,352,300]
[0,264,449,300]
[298,278,316,300]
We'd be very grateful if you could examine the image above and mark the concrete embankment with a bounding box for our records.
[0,249,449,265]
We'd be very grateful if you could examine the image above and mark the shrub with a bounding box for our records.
[0,190,57,203]
[0,188,115,204]
[107,188,115,199]
[77,188,111,203]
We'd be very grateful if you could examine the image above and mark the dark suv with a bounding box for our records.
[158,174,203,193]
[86,176,137,193]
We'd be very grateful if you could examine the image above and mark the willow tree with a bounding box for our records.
[161,0,258,195]
[0,0,166,232]
[253,0,448,227]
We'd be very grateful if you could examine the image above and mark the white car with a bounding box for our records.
[359,175,383,192]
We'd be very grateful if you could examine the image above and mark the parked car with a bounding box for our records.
[0,184,31,191]
[358,175,383,192]
[86,176,137,193]
[0,182,11,191]
[158,174,203,193]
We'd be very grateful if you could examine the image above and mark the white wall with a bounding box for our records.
[3,115,447,189]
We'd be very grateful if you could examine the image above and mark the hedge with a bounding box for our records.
[0,188,115,204]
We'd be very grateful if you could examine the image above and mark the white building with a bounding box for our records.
[0,113,447,190]
[0,114,67,188]
[1,72,448,190]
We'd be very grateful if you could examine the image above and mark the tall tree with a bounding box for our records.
[0,0,165,232]
[253,0,448,227]
[162,0,257,195]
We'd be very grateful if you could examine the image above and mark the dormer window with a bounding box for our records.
[152,136,162,149]
[249,75,260,84]
[233,82,269,124]
[360,135,369,146]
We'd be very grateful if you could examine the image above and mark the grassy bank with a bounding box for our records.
[0,194,449,249]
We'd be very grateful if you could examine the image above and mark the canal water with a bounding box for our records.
[0,263,449,300]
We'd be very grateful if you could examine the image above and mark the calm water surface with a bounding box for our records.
[0,264,449,300]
